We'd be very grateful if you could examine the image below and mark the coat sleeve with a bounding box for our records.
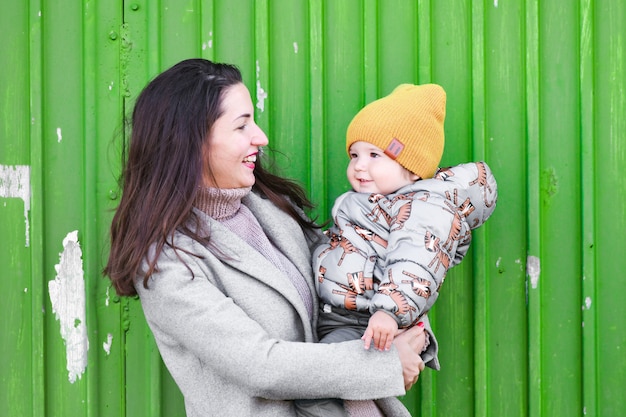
[434,161,498,266]
[136,242,408,402]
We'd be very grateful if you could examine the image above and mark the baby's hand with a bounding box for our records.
[362,311,399,351]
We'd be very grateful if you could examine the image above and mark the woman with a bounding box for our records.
[104,58,427,417]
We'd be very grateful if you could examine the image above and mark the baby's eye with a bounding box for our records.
[349,152,358,159]
[370,152,381,158]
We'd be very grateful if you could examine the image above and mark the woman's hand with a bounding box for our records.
[393,323,426,391]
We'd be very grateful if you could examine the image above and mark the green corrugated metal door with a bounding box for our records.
[2,1,625,416]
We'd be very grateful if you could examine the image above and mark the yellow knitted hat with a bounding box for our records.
[346,83,446,179]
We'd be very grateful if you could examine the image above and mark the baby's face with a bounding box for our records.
[347,141,419,194]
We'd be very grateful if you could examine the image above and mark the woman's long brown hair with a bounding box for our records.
[104,59,318,296]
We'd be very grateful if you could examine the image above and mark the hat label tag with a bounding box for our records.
[384,138,404,160]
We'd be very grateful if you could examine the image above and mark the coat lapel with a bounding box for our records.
[243,193,314,283]
[194,193,316,338]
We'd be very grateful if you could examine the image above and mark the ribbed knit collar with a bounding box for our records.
[194,186,252,220]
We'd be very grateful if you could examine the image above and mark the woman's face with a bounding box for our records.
[203,83,268,189]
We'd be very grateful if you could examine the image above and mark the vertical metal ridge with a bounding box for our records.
[253,0,269,131]
[416,3,436,414]
[151,348,163,417]
[198,0,214,61]
[150,0,162,75]
[525,0,541,410]
[362,0,378,103]
[28,0,45,415]
[417,0,431,83]
[93,1,125,415]
[470,1,488,416]
[599,0,626,410]
[308,0,327,218]
[524,0,542,416]
[118,4,131,416]
[579,0,596,415]
[82,0,99,415]
[149,5,164,414]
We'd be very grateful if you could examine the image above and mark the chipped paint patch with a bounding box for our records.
[255,60,268,112]
[494,0,499,7]
[48,231,89,383]
[56,127,63,142]
[0,164,31,246]
[103,333,113,355]
[526,256,541,289]
[584,297,592,310]
[293,42,299,53]
[203,31,213,50]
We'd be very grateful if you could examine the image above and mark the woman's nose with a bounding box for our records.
[252,125,269,146]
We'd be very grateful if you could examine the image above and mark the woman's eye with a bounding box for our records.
[237,124,247,131]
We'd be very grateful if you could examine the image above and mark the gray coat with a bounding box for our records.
[135,192,413,417]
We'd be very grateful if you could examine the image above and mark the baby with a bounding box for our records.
[314,84,498,354]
